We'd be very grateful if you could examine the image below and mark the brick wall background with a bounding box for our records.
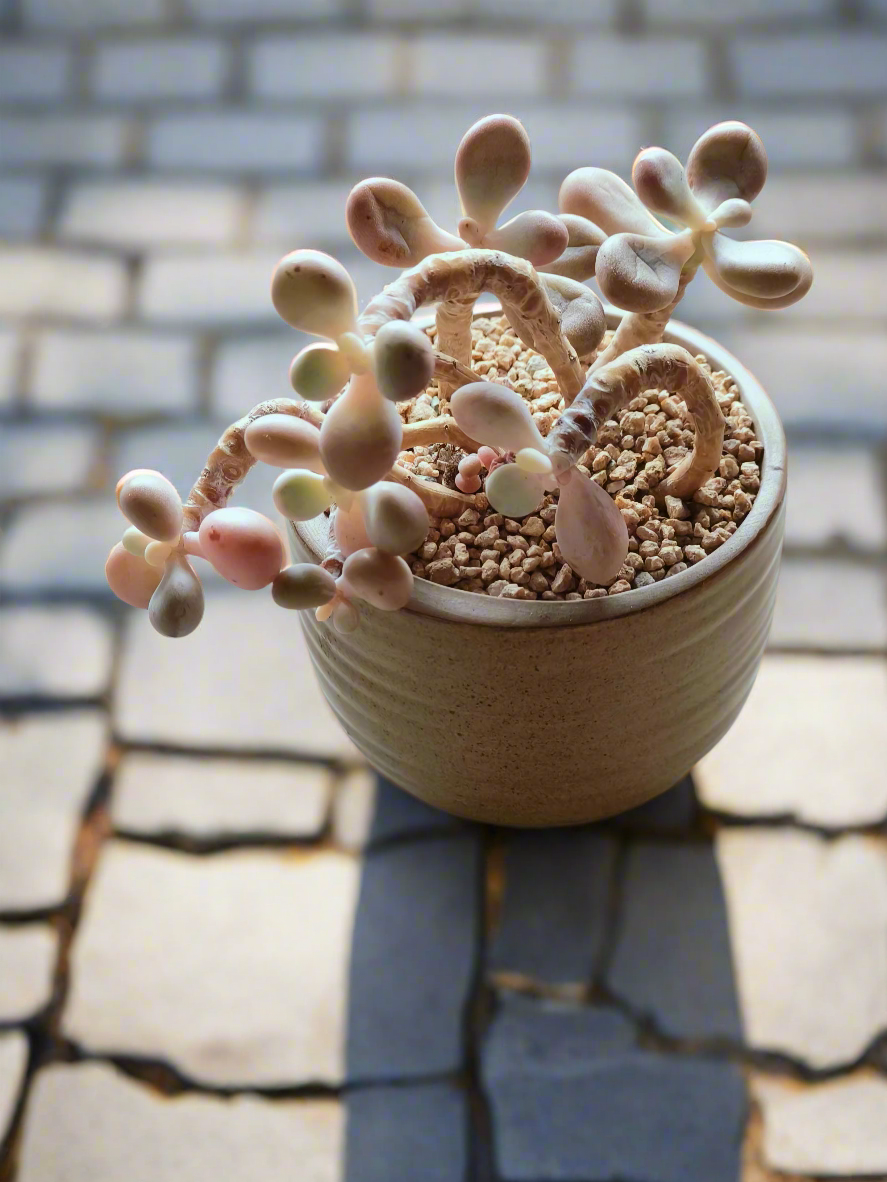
[3,5,887,1181]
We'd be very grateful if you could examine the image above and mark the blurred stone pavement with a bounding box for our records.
[2,0,887,1178]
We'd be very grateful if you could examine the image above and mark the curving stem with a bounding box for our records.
[359,249,584,406]
[181,398,324,533]
[547,342,725,501]
[591,254,701,373]
[181,397,479,541]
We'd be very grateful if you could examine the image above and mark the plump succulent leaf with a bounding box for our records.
[148,553,204,638]
[272,564,337,610]
[703,232,812,300]
[361,482,429,556]
[342,548,414,612]
[346,178,463,267]
[272,469,333,522]
[271,250,358,340]
[539,214,606,281]
[450,381,546,454]
[701,248,813,310]
[595,230,696,314]
[554,467,628,584]
[560,167,664,237]
[198,507,285,590]
[244,414,324,471]
[373,321,435,402]
[116,469,183,544]
[541,274,606,358]
[319,371,403,491]
[686,121,768,212]
[632,147,706,229]
[484,463,546,518]
[105,542,163,608]
[455,114,532,239]
[289,342,351,402]
[483,209,569,266]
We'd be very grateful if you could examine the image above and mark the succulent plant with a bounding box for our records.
[106,115,811,635]
[560,120,813,370]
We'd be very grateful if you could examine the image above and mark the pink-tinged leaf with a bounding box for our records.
[198,507,285,590]
[559,167,664,237]
[334,500,371,556]
[554,468,628,584]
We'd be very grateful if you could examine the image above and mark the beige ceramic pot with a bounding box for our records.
[291,308,786,827]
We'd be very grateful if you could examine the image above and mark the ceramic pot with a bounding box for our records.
[291,309,786,827]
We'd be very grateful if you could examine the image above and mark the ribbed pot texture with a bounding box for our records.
[291,310,786,827]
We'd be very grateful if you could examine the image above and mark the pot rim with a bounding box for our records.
[293,301,787,629]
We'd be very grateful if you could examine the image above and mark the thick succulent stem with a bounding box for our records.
[388,463,477,517]
[321,509,344,578]
[435,293,478,401]
[433,350,483,392]
[591,258,700,373]
[359,249,584,404]
[401,415,480,452]
[547,342,725,500]
[181,398,324,533]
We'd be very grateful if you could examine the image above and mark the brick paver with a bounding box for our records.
[2,3,887,1179]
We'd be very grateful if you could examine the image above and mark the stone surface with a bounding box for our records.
[732,33,887,96]
[717,828,887,1068]
[720,326,887,433]
[63,842,358,1086]
[331,768,378,852]
[0,607,114,700]
[17,1062,343,1182]
[487,828,616,989]
[31,329,198,416]
[112,752,331,840]
[139,252,281,324]
[751,1070,887,1177]
[484,994,745,1182]
[60,181,243,247]
[23,0,165,24]
[0,500,124,596]
[0,326,17,406]
[369,777,463,846]
[249,35,399,98]
[92,37,228,102]
[0,1033,27,1146]
[0,248,127,319]
[115,593,355,759]
[0,421,97,501]
[607,774,698,833]
[0,177,47,238]
[0,925,56,1020]
[411,35,546,95]
[344,1083,468,1182]
[146,113,322,172]
[784,443,887,551]
[608,842,742,1040]
[212,333,305,419]
[253,181,358,245]
[0,711,106,911]
[572,35,706,95]
[696,655,887,827]
[0,43,71,101]
[347,833,481,1082]
[770,557,887,651]
[0,115,130,168]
